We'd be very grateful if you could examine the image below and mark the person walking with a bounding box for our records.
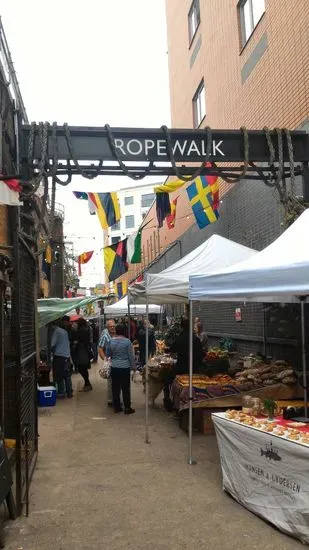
[98,319,116,407]
[137,319,156,367]
[90,320,99,363]
[73,318,93,392]
[51,317,73,398]
[106,324,135,414]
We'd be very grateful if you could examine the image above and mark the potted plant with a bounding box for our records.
[263,399,277,421]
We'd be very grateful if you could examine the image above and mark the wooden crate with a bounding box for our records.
[180,407,236,435]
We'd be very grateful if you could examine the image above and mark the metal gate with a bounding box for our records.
[12,207,38,514]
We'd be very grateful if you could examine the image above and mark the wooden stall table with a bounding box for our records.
[171,375,303,434]
[212,412,309,544]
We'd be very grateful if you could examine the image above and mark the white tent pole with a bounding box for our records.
[188,300,196,465]
[145,296,150,443]
[300,299,308,418]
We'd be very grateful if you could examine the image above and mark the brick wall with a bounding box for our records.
[166,0,309,130]
[117,1,308,372]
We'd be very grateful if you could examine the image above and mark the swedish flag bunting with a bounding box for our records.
[186,174,219,229]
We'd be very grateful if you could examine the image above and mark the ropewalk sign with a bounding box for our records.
[21,125,309,164]
[19,124,309,190]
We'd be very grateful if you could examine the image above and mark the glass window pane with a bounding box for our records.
[188,0,200,41]
[243,0,253,42]
[125,215,135,229]
[125,196,133,206]
[199,85,206,121]
[141,193,155,208]
[193,81,205,127]
[189,13,195,41]
[111,222,120,231]
[253,0,265,26]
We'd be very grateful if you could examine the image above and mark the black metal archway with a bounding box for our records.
[19,123,309,186]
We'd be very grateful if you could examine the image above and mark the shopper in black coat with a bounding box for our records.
[163,317,203,411]
[73,318,93,391]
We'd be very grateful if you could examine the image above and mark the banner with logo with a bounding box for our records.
[212,414,309,545]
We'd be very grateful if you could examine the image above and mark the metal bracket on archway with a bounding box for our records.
[20,124,309,180]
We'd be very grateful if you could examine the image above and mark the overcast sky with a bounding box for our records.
[1,0,170,287]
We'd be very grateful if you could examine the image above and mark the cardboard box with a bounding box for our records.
[180,408,220,435]
[194,408,216,434]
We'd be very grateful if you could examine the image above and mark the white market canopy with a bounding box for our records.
[189,209,309,303]
[105,295,161,316]
[128,234,257,305]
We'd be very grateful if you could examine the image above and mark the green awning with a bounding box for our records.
[37,296,105,328]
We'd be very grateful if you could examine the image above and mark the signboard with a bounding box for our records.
[213,414,309,544]
[235,307,242,322]
[21,126,309,164]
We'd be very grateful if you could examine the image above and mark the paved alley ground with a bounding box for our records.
[5,364,302,550]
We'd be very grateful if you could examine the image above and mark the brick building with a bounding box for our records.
[123,0,309,365]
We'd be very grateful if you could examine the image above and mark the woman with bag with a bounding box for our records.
[106,324,135,414]
[73,318,93,392]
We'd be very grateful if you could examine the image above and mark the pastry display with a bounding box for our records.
[223,410,309,445]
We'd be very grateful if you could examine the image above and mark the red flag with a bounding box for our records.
[166,197,178,229]
[77,250,94,276]
[4,178,22,192]
[203,161,219,210]
[131,274,143,285]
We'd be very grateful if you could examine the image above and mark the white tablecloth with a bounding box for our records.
[212,413,309,545]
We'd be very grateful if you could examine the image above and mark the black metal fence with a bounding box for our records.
[8,206,38,514]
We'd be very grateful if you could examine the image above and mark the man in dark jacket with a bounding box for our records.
[163,318,203,411]
[137,320,156,366]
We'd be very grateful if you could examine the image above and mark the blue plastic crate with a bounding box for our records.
[38,386,56,407]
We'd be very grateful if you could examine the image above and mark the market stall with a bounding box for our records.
[189,209,309,415]
[143,353,177,407]
[212,411,309,544]
[128,234,256,443]
[129,234,256,304]
[105,295,161,316]
[171,370,301,413]
[188,210,309,540]
[38,296,104,327]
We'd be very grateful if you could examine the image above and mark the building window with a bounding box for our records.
[239,0,265,45]
[111,221,120,231]
[111,236,120,245]
[188,0,200,44]
[125,196,134,206]
[193,80,206,128]
[141,193,155,208]
[125,215,135,229]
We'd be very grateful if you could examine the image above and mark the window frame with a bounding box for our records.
[111,236,120,245]
[188,0,201,46]
[125,214,135,229]
[192,79,206,129]
[141,193,155,208]
[111,221,120,231]
[239,0,265,47]
[124,196,134,206]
